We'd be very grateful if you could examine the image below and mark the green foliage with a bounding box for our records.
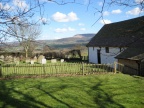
[0,74,144,108]
[0,61,4,65]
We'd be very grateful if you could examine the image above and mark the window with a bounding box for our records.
[105,47,109,53]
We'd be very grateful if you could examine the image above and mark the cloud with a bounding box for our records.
[112,9,122,14]
[135,0,143,4]
[13,0,29,10]
[52,12,79,22]
[80,28,86,31]
[68,12,79,21]
[103,11,110,16]
[78,23,85,26]
[54,27,75,33]
[126,7,143,15]
[100,19,112,24]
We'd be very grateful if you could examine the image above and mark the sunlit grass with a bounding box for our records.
[0,74,144,108]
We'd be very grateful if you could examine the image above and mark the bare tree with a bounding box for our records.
[8,23,41,58]
[43,45,53,53]
[0,0,44,44]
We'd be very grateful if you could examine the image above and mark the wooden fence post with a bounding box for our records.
[43,64,46,75]
[82,62,84,75]
[114,62,117,74]
[0,64,2,77]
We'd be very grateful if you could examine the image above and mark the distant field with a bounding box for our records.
[0,74,144,108]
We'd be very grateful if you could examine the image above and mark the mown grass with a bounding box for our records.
[0,74,144,108]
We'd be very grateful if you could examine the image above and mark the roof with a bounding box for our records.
[116,48,144,61]
[87,16,144,47]
[115,38,144,61]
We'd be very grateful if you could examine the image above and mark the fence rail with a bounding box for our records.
[0,63,114,78]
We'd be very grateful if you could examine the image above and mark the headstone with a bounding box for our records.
[0,55,4,61]
[31,60,34,64]
[33,56,37,62]
[25,57,31,63]
[5,55,13,63]
[42,59,46,64]
[14,57,20,65]
[51,59,57,63]
[60,59,64,63]
[38,55,45,64]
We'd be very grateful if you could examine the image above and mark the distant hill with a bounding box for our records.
[73,34,95,38]
[53,33,95,44]
[1,33,95,52]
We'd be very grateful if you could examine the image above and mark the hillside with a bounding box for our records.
[36,33,95,49]
[37,33,95,44]
[1,33,95,52]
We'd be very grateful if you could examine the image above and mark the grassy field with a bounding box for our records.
[0,74,144,108]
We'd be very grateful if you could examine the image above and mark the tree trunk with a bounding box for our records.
[25,49,28,58]
[25,46,29,58]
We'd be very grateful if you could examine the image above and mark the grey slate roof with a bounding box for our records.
[87,16,144,47]
[115,48,144,61]
[115,38,144,61]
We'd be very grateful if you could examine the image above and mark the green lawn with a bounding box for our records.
[0,74,144,108]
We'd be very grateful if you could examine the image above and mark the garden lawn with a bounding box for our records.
[0,74,144,108]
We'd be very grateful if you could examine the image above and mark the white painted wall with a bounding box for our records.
[88,47,124,64]
[88,47,98,64]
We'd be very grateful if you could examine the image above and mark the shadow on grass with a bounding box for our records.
[0,81,52,108]
[36,85,73,108]
[91,79,125,108]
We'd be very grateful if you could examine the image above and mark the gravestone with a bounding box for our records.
[13,57,20,65]
[42,59,47,64]
[33,56,37,62]
[0,55,4,61]
[5,55,13,63]
[31,60,34,64]
[60,59,64,63]
[25,57,31,63]
[51,59,57,63]
[38,55,45,64]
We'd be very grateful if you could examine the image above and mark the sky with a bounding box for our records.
[1,0,144,40]
[38,0,144,40]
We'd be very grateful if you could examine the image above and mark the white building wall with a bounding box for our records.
[88,47,98,63]
[88,47,123,64]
